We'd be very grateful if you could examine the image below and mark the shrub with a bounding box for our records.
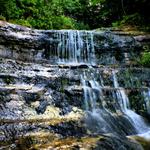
[10,19,32,27]
[139,51,150,67]
[121,13,143,26]
[52,16,76,29]
[0,15,6,21]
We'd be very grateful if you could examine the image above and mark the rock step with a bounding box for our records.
[1,58,150,71]
[0,84,149,93]
[65,85,150,96]
[65,85,150,91]
[0,117,79,125]
[0,20,143,65]
[0,84,52,91]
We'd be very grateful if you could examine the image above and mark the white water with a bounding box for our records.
[54,30,150,136]
[112,70,150,134]
[81,71,104,111]
[112,70,130,111]
[80,69,150,135]
[56,30,96,65]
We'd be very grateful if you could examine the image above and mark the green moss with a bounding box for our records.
[60,78,69,93]
[128,90,146,114]
[139,51,150,67]
[134,45,150,67]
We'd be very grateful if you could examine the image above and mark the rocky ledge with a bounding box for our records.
[0,21,142,65]
[0,21,150,149]
[1,57,147,150]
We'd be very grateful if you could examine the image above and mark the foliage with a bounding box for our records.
[0,0,69,29]
[139,51,150,67]
[112,13,149,31]
[0,0,149,29]
[137,46,150,67]
[0,15,6,21]
[121,13,143,25]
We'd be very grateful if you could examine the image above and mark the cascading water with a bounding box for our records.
[81,71,103,111]
[81,71,115,134]
[2,22,150,149]
[56,30,96,65]
[80,69,150,136]
[112,70,150,134]
[53,30,150,136]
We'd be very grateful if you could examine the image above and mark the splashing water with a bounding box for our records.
[80,69,150,135]
[112,70,150,134]
[53,30,150,136]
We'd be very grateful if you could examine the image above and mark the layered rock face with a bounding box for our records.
[0,21,141,64]
[0,21,150,150]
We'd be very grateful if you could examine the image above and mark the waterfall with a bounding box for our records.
[81,71,115,134]
[112,70,150,134]
[81,72,102,111]
[112,70,130,112]
[54,30,150,136]
[56,30,96,65]
[80,69,150,135]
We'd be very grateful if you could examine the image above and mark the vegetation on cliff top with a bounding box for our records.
[0,0,149,30]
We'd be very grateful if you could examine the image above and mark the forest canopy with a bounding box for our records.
[0,0,150,30]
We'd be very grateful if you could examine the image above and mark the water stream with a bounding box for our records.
[55,30,96,65]
[1,23,150,149]
[112,70,150,134]
[53,30,150,136]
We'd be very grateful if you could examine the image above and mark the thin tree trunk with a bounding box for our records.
[121,0,126,15]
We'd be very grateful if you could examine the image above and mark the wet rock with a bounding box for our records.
[58,64,89,69]
[84,110,137,136]
[134,35,150,43]
[0,21,150,150]
[129,134,150,150]
[64,85,82,96]
[94,135,143,150]
[35,100,49,114]
[94,31,139,51]
[64,85,83,107]
[23,92,41,104]
[49,121,86,137]
[0,21,141,64]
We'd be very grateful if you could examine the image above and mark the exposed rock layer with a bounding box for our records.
[0,21,150,149]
